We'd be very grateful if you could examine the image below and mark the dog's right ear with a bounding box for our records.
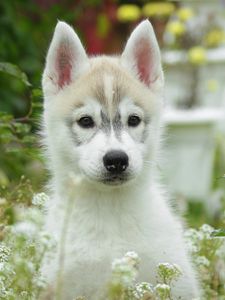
[42,21,88,97]
[121,20,164,91]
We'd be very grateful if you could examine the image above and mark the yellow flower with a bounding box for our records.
[117,5,141,22]
[143,2,175,18]
[166,21,185,36]
[188,47,207,65]
[177,7,194,21]
[206,79,219,92]
[204,29,225,48]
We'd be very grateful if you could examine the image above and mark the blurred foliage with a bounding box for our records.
[0,0,79,116]
[185,224,225,298]
[164,5,225,51]
[0,62,45,198]
[184,133,225,230]
[0,177,34,225]
[0,0,120,115]
[0,193,54,299]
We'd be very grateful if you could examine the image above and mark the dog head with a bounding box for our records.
[42,20,164,187]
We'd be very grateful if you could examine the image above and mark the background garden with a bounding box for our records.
[0,1,225,299]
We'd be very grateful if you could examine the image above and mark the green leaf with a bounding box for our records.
[0,62,31,86]
[0,112,14,122]
[13,123,31,134]
[31,88,42,98]
[211,229,225,237]
[21,135,37,143]
[4,206,16,225]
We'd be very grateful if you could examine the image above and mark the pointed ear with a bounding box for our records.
[42,21,88,97]
[121,20,164,90]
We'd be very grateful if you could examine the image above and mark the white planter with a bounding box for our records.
[162,108,224,201]
[162,48,225,109]
[186,1,223,14]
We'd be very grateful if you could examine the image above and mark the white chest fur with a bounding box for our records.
[43,181,199,300]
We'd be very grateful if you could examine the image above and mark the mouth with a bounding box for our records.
[102,173,131,186]
[81,170,133,186]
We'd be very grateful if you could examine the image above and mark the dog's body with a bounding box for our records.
[42,21,200,299]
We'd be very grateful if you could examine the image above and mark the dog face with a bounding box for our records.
[42,20,164,186]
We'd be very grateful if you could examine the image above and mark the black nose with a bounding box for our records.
[103,150,129,173]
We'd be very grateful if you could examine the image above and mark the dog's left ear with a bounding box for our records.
[42,21,88,97]
[121,20,164,90]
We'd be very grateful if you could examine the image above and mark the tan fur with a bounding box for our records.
[45,57,161,123]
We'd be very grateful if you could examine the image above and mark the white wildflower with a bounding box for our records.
[32,192,49,208]
[20,291,28,297]
[32,273,47,289]
[154,283,171,299]
[185,239,199,254]
[111,254,138,287]
[200,224,214,239]
[184,228,203,242]
[125,251,140,268]
[134,282,154,298]
[0,245,10,262]
[157,262,182,283]
[125,251,139,260]
[195,256,210,267]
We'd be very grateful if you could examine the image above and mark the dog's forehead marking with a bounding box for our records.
[100,110,110,133]
[89,61,123,115]
[103,74,114,117]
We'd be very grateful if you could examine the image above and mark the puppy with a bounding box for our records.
[41,20,200,299]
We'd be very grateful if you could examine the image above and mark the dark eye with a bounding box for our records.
[128,115,141,127]
[77,116,95,128]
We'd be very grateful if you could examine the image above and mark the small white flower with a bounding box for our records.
[154,283,171,299]
[125,251,140,268]
[157,262,182,283]
[0,245,11,262]
[111,254,138,287]
[134,282,154,298]
[185,228,203,241]
[195,256,210,267]
[20,291,28,297]
[32,273,47,289]
[32,192,49,207]
[200,224,214,239]
[125,251,139,260]
[185,240,199,254]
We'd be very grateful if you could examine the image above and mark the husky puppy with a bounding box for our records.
[42,20,200,299]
